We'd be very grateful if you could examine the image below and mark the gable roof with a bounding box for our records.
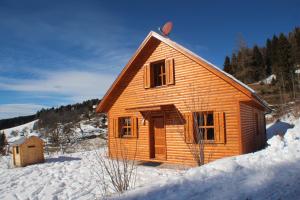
[11,136,43,146]
[96,31,271,113]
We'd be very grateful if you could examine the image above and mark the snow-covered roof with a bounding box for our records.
[10,135,43,146]
[11,137,27,146]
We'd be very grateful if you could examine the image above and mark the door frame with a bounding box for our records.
[148,111,167,160]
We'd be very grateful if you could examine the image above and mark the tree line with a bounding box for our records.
[0,99,101,130]
[223,27,300,94]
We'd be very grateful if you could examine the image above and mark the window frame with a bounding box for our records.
[151,60,166,87]
[119,117,132,137]
[194,111,215,142]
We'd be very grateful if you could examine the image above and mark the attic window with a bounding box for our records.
[152,60,166,87]
[144,59,175,88]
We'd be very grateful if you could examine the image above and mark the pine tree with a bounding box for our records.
[277,33,294,90]
[292,27,300,67]
[0,132,7,155]
[231,53,238,75]
[223,56,232,74]
[265,39,273,76]
[271,35,279,73]
[252,45,265,81]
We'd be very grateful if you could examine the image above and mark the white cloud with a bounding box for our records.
[0,104,46,119]
[0,70,116,102]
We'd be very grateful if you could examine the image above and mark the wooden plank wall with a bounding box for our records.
[108,38,256,166]
[19,137,44,167]
[240,102,266,154]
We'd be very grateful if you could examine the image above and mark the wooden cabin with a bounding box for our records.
[96,31,271,166]
[12,136,44,167]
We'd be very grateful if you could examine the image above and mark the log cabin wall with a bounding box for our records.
[107,38,265,166]
[22,137,44,166]
[240,102,267,154]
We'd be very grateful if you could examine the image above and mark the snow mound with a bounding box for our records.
[115,118,300,200]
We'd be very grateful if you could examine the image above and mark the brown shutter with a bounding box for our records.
[113,118,120,138]
[214,112,225,143]
[144,64,151,88]
[131,117,138,138]
[165,58,175,85]
[184,113,195,143]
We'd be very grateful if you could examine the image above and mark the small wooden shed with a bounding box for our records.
[12,136,44,167]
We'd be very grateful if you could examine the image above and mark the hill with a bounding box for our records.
[0,99,101,130]
[0,98,107,153]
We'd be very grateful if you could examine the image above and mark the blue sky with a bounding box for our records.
[0,0,299,119]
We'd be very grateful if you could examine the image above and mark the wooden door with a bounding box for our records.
[150,116,166,160]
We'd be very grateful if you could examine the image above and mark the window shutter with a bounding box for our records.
[214,112,225,143]
[144,64,151,88]
[131,117,138,138]
[165,58,175,85]
[113,118,120,138]
[184,113,195,143]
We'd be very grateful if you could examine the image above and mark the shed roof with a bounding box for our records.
[11,137,27,146]
[96,31,271,113]
[11,136,43,146]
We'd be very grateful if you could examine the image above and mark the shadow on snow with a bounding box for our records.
[46,156,81,163]
[266,120,294,139]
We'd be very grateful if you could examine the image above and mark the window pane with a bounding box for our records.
[207,113,214,126]
[207,128,214,140]
[162,74,166,85]
[154,65,160,86]
[152,61,166,87]
[197,128,205,141]
[122,128,126,135]
[125,117,131,126]
[197,113,205,126]
[126,128,131,135]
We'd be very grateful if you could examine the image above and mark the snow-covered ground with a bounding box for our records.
[1,116,300,200]
[0,150,184,200]
[114,118,300,200]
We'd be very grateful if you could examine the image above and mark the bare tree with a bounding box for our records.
[93,139,138,198]
[173,80,218,166]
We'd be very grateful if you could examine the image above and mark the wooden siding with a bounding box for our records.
[240,102,266,153]
[106,39,265,166]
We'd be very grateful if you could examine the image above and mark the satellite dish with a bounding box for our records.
[159,21,173,36]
